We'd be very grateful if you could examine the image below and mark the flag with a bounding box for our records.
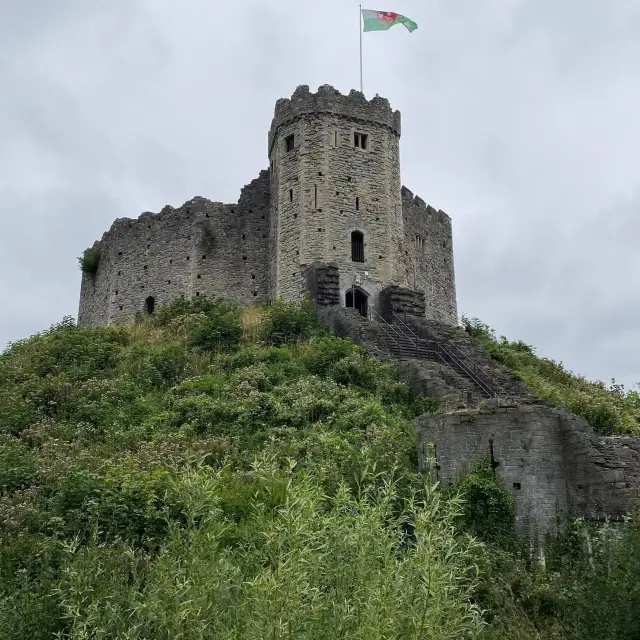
[361,9,418,33]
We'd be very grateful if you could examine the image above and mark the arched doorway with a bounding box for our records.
[345,287,368,317]
[144,296,155,315]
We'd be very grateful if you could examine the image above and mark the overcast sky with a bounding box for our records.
[1,0,639,388]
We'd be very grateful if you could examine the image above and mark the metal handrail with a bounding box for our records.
[391,311,512,400]
[369,309,419,357]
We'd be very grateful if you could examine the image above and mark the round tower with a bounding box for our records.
[267,84,408,313]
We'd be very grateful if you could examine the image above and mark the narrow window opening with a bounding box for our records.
[351,231,364,263]
[119,305,123,311]
[144,296,155,315]
[251,274,255,279]
[354,132,368,149]
[196,292,200,297]
[285,134,295,152]
[197,274,201,279]
[513,482,522,490]
[253,291,258,296]
[334,130,338,146]
[489,439,500,474]
[289,189,293,202]
[314,184,318,209]
[355,197,360,211]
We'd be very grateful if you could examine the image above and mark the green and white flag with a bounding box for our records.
[361,9,418,33]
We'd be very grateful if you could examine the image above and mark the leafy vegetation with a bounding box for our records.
[462,316,640,435]
[77,245,101,278]
[1,299,639,638]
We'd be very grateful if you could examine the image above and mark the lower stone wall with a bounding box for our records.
[304,262,340,307]
[379,285,426,320]
[417,402,640,545]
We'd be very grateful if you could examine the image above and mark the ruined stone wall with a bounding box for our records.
[401,187,457,325]
[417,403,640,543]
[268,85,409,309]
[78,171,270,327]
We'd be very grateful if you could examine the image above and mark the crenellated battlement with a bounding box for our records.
[268,84,401,154]
[401,185,451,222]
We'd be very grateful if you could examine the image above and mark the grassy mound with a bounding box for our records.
[1,299,639,639]
[0,299,486,639]
[462,317,640,435]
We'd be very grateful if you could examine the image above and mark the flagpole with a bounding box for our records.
[359,4,363,93]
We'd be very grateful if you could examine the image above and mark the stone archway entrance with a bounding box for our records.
[345,287,368,317]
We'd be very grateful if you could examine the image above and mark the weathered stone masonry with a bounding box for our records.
[417,403,640,545]
[78,85,457,327]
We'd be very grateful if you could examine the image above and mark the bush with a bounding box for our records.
[450,460,517,546]
[154,297,243,352]
[262,299,318,346]
[77,245,101,277]
[54,462,485,639]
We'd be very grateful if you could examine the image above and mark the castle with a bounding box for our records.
[77,84,640,546]
[78,85,456,327]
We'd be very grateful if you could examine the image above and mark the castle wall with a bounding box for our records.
[417,403,640,544]
[268,85,409,309]
[78,171,270,327]
[402,187,457,325]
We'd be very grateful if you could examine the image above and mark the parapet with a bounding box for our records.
[401,185,451,222]
[268,84,401,153]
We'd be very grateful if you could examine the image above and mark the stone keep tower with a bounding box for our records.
[267,84,408,313]
[77,84,457,328]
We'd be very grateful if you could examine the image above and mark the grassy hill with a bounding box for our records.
[1,299,639,639]
[462,317,640,435]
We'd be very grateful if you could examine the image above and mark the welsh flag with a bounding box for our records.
[361,9,418,33]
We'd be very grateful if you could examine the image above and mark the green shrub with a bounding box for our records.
[54,462,485,639]
[77,245,101,277]
[450,460,517,546]
[262,299,318,345]
[149,297,243,352]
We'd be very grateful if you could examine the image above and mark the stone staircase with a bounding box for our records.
[318,306,533,406]
[369,310,519,402]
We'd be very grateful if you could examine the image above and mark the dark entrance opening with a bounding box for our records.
[346,287,368,317]
[144,296,155,315]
